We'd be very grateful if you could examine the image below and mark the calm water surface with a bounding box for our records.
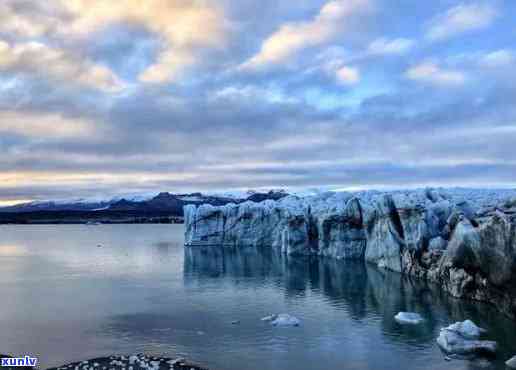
[0,225,515,370]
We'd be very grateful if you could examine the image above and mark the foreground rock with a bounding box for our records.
[0,354,208,370]
[394,312,424,325]
[184,188,516,319]
[436,321,497,356]
[47,354,208,370]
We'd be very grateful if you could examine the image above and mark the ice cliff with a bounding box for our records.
[184,188,516,318]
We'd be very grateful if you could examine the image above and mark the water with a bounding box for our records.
[0,225,515,370]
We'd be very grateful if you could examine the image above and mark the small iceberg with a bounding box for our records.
[394,312,424,325]
[444,319,486,339]
[506,355,516,369]
[436,320,496,356]
[271,313,300,327]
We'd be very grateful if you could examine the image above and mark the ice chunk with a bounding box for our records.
[506,355,516,369]
[445,320,486,339]
[271,313,300,327]
[394,312,424,325]
[437,320,495,356]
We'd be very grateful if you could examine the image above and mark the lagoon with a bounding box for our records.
[0,224,515,370]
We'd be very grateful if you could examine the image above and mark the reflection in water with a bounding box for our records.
[184,245,516,370]
[1,226,515,370]
[184,246,369,318]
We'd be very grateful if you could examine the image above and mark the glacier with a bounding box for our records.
[184,188,516,318]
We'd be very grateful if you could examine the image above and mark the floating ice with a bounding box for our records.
[437,320,496,356]
[271,313,301,327]
[394,312,424,325]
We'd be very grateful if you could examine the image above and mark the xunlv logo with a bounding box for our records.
[1,356,38,367]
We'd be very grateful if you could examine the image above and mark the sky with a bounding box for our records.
[1,0,516,204]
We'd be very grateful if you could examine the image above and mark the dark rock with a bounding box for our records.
[46,354,209,370]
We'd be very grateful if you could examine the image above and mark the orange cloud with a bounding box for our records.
[0,40,122,91]
[0,0,227,84]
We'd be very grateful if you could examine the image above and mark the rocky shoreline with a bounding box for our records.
[0,354,207,370]
[184,188,516,319]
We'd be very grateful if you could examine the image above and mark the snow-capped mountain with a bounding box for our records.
[0,190,289,223]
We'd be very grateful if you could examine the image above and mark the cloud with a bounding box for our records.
[212,85,298,104]
[0,0,227,84]
[138,49,195,83]
[0,171,198,190]
[480,49,515,68]
[405,62,466,87]
[367,37,414,55]
[425,3,498,41]
[2,82,516,201]
[295,51,361,88]
[0,1,62,37]
[240,0,371,70]
[335,66,360,85]
[0,39,123,92]
[1,0,516,203]
[61,0,227,83]
[0,110,95,138]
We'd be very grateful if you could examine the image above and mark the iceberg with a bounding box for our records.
[270,313,301,327]
[506,355,516,369]
[184,188,516,318]
[394,312,424,325]
[437,320,496,356]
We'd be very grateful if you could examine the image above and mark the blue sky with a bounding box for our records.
[0,0,515,204]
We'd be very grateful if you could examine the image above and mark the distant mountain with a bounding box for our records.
[0,200,112,213]
[107,190,288,213]
[106,198,141,211]
[108,192,184,213]
[0,190,289,224]
[148,192,190,210]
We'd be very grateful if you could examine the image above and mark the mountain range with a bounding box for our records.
[0,190,288,224]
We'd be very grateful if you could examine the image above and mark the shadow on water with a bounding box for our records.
[183,245,516,369]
